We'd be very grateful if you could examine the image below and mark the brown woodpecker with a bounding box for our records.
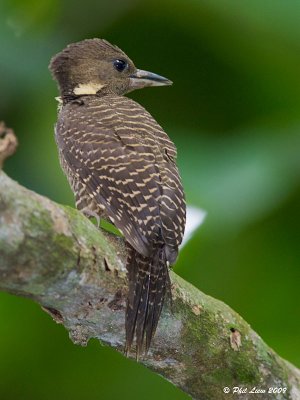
[49,39,186,356]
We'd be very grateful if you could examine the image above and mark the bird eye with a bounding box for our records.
[113,59,128,72]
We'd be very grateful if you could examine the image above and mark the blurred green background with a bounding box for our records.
[1,0,300,398]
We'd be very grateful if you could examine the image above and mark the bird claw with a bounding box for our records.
[82,210,101,228]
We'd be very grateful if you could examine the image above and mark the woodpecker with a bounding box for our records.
[49,39,186,356]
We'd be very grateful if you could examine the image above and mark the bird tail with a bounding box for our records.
[125,243,170,358]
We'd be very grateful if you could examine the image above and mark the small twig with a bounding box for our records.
[0,122,18,169]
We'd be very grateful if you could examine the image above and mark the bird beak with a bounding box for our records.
[129,69,173,90]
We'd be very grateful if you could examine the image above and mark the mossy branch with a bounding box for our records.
[0,126,299,400]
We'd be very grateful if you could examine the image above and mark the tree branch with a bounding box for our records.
[0,128,299,400]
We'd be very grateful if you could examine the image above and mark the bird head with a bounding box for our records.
[49,38,172,98]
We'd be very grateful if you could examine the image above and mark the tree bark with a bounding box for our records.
[0,128,299,400]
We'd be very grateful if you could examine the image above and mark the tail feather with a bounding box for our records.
[125,243,169,357]
[144,255,167,352]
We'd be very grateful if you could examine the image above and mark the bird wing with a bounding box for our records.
[55,96,185,260]
[115,123,186,263]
